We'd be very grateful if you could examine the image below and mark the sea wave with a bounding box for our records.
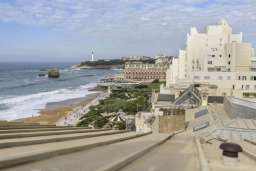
[0,77,48,91]
[57,74,95,82]
[0,73,96,91]
[0,83,97,121]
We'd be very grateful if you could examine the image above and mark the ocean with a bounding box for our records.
[0,62,119,121]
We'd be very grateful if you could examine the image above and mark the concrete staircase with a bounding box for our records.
[0,124,173,170]
[0,129,128,148]
[1,133,172,171]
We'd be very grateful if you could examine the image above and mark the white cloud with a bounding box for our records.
[0,0,255,58]
[0,0,255,33]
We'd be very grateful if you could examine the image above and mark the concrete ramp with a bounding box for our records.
[120,132,199,171]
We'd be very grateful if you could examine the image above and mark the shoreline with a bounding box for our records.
[56,91,109,126]
[16,92,104,125]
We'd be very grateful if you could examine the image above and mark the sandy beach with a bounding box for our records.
[55,91,109,126]
[17,92,102,125]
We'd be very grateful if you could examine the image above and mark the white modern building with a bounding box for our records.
[165,19,256,98]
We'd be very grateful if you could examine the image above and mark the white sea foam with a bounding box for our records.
[0,83,97,121]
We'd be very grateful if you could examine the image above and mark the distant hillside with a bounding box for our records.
[77,59,124,69]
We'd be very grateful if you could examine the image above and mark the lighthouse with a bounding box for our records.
[91,51,94,62]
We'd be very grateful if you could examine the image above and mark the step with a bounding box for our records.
[0,131,151,169]
[119,133,199,171]
[0,128,110,139]
[0,133,168,171]
[97,133,174,171]
[0,130,128,149]
[0,122,40,126]
[0,127,89,134]
[0,125,60,130]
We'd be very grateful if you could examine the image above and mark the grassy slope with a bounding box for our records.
[77,82,164,128]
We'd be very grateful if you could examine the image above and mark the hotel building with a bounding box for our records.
[123,56,172,81]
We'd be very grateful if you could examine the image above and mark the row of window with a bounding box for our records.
[238,76,256,81]
[239,85,256,90]
[193,75,231,80]
[126,64,167,68]
[194,75,256,81]
[125,72,165,75]
[125,76,164,79]
[207,60,231,65]
[207,54,231,58]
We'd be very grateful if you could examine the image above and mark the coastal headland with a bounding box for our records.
[75,59,124,69]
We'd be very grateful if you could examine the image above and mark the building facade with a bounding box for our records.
[123,56,172,81]
[165,19,256,98]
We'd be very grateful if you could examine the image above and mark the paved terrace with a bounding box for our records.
[188,103,256,171]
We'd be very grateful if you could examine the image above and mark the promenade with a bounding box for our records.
[56,92,109,126]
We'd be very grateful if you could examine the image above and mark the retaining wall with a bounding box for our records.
[224,97,256,119]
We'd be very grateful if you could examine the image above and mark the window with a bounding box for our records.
[242,76,247,80]
[241,85,244,89]
[204,76,210,80]
[238,76,241,80]
[229,54,231,58]
[227,76,231,80]
[246,85,250,90]
[218,76,223,80]
[212,55,215,57]
[251,76,256,80]
[228,61,231,65]
[254,85,256,90]
[219,54,222,58]
[193,76,200,80]
[208,61,212,64]
[233,85,235,90]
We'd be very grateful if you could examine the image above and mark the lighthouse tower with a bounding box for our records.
[91,51,94,62]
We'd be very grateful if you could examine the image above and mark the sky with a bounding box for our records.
[0,0,255,62]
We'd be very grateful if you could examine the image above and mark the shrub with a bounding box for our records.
[152,79,159,83]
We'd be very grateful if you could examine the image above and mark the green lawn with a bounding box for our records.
[77,81,163,128]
